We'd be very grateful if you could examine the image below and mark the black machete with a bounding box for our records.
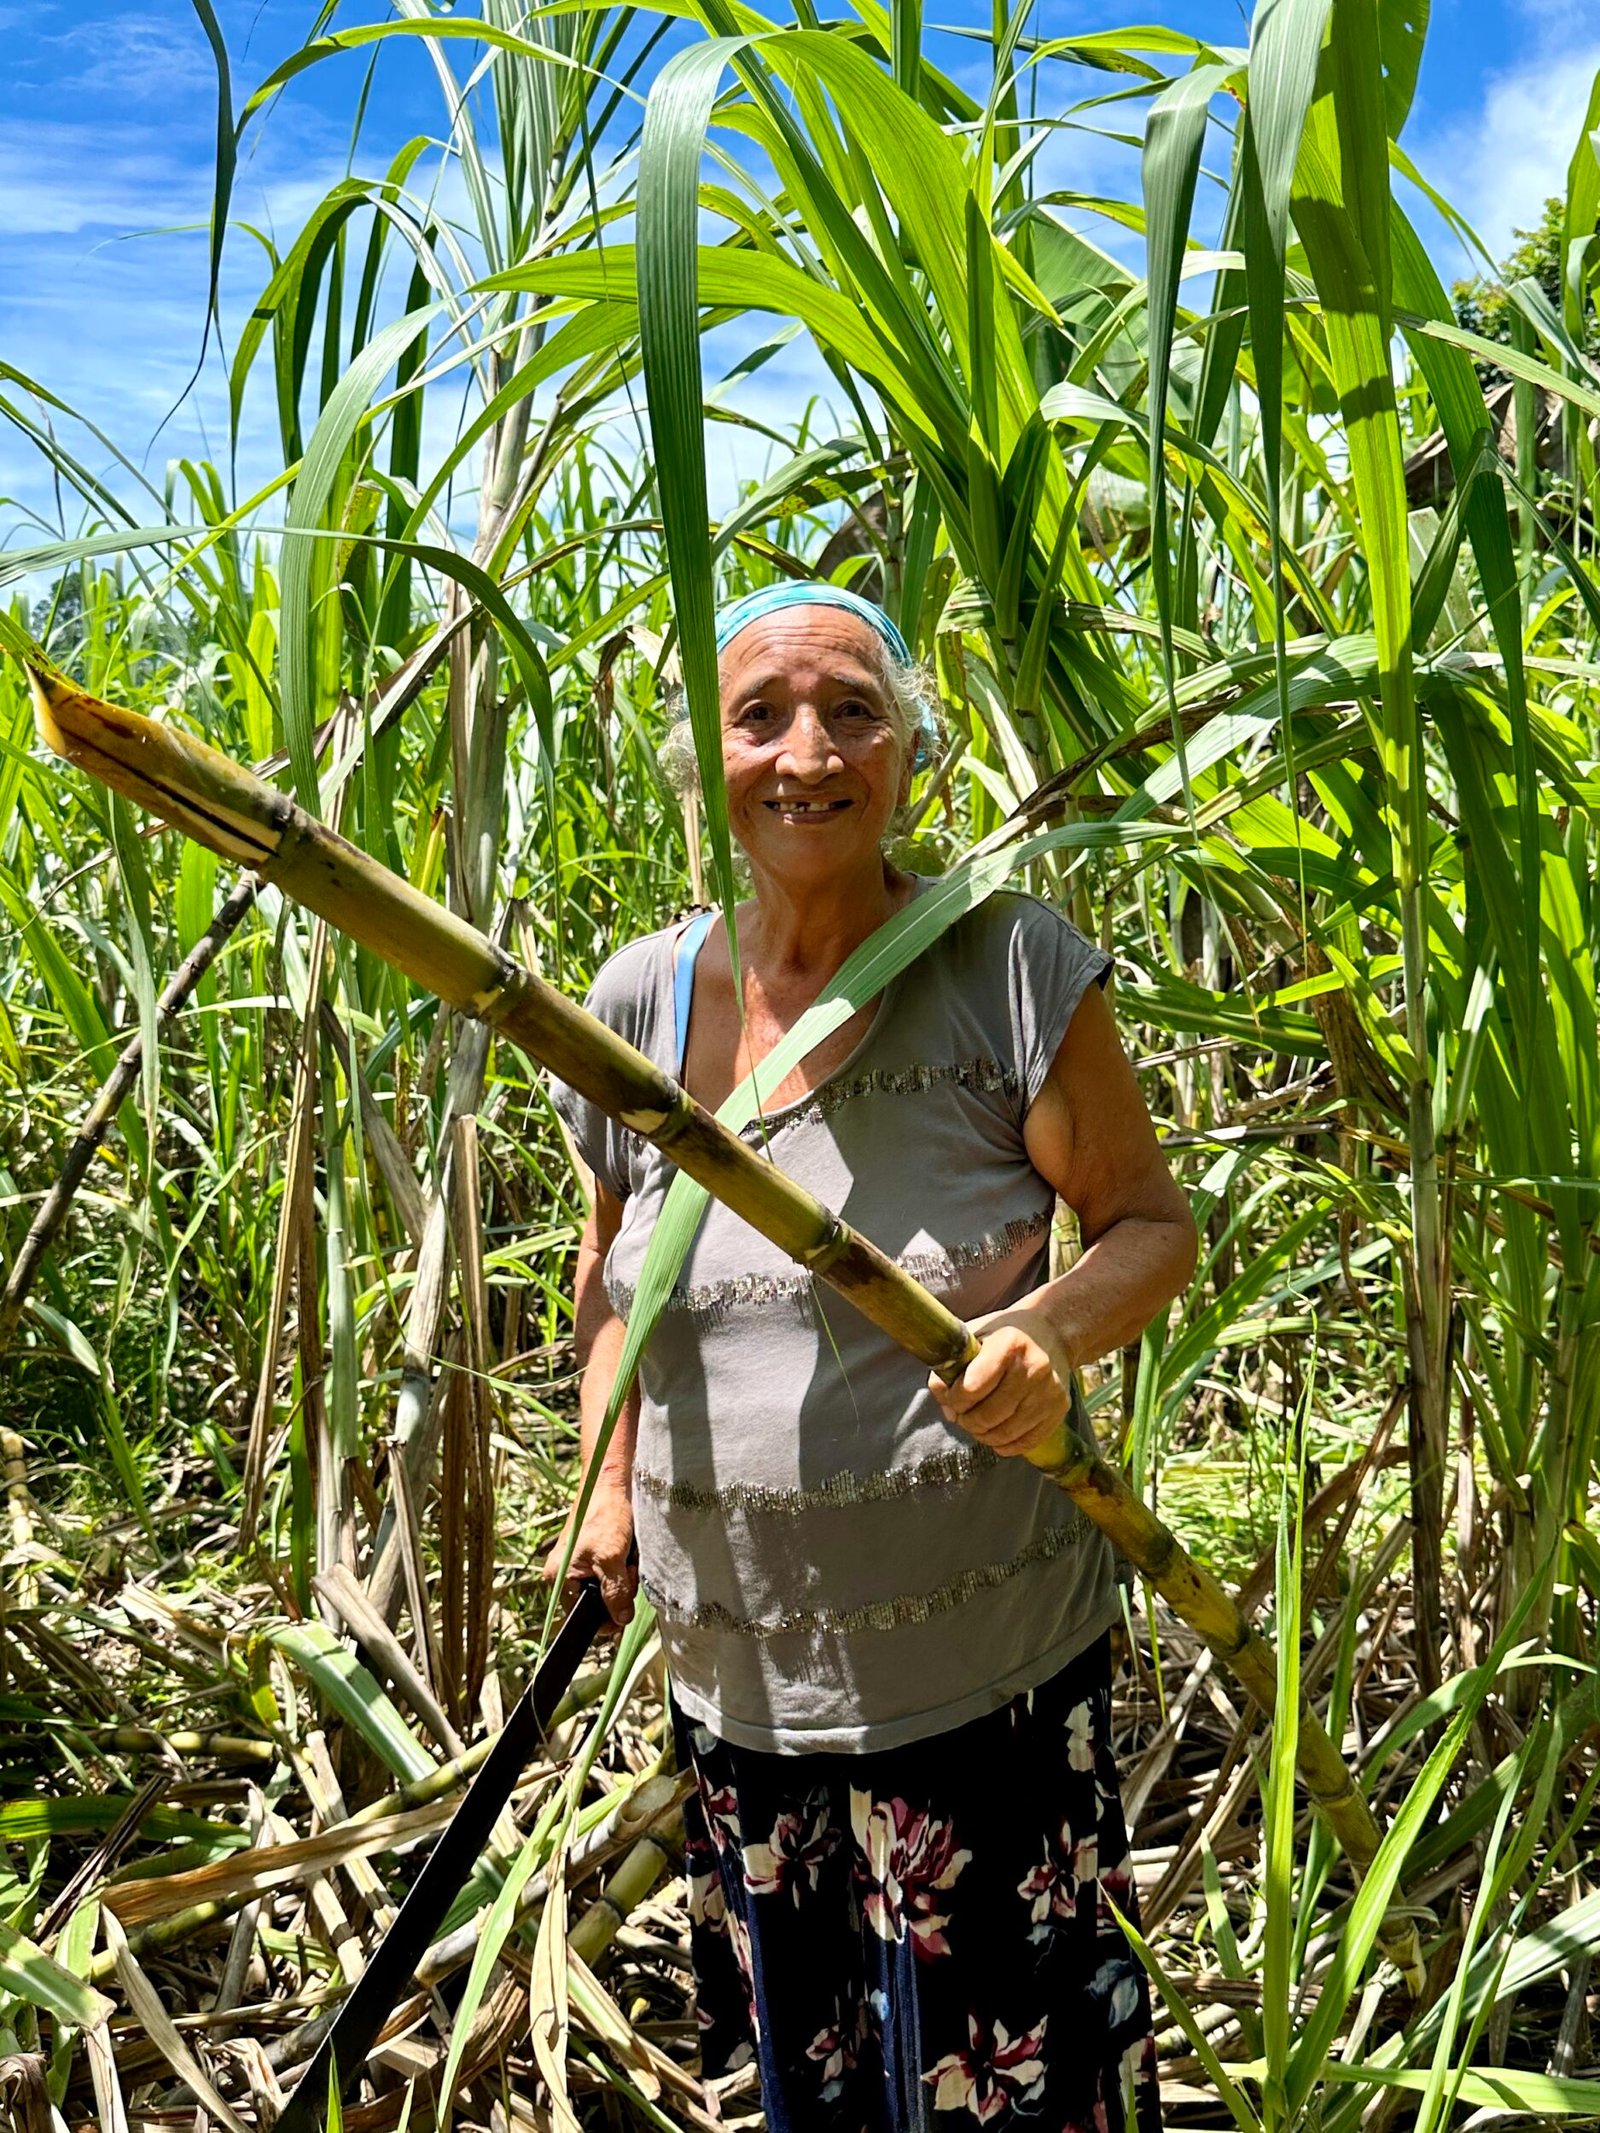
[274,1575,612,2132]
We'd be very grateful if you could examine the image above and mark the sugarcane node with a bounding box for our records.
[619,1081,694,1140]
[933,1331,984,1387]
[463,952,540,1029]
[798,1210,853,1273]
[1132,1520,1180,1580]
[1305,1775,1359,1810]
[1023,1423,1087,1478]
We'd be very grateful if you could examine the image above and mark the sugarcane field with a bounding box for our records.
[3,0,1600,2127]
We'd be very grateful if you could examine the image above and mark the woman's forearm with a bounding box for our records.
[546,1197,642,1621]
[577,1304,640,1499]
[572,1203,640,1498]
[1021,1206,1197,1375]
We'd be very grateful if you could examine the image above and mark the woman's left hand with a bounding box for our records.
[926,1308,1075,1459]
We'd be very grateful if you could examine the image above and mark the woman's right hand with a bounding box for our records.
[542,1480,637,1627]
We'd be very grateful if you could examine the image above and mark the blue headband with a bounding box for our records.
[714,583,912,665]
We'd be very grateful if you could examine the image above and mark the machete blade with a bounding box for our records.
[274,1577,612,2133]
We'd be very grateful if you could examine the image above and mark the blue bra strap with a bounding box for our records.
[672,910,716,1073]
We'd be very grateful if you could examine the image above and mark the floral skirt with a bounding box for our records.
[674,1634,1163,2133]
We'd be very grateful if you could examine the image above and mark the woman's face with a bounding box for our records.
[717,609,911,889]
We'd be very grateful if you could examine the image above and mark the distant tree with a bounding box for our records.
[31,572,85,658]
[1452,196,1600,384]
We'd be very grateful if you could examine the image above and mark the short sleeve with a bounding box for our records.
[546,935,665,1203]
[549,1063,632,1204]
[1010,900,1114,1110]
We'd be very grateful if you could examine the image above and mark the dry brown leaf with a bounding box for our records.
[102,1795,454,1928]
[0,2053,52,2133]
[567,1951,662,2101]
[84,2020,131,2133]
[529,1839,580,2133]
[102,1910,251,2133]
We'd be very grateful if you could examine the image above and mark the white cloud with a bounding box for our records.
[0,116,216,235]
[0,95,366,549]
[1512,0,1594,38]
[1409,42,1600,273]
[52,9,217,103]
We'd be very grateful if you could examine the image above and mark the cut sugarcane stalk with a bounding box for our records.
[27,664,1424,1991]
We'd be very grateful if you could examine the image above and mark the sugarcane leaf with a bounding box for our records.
[237,13,610,124]
[0,1921,113,2033]
[0,1800,239,1845]
[47,1898,100,2102]
[1434,684,1576,1249]
[230,186,374,461]
[1395,1882,1600,2066]
[1409,1722,1542,2133]
[0,526,214,594]
[637,36,758,936]
[529,1843,580,2132]
[1109,1897,1263,2133]
[1391,205,1541,1084]
[890,0,919,101]
[1294,16,1418,920]
[1162,1202,1338,1387]
[187,0,234,366]
[279,305,439,815]
[1286,1575,1549,2108]
[711,438,864,562]
[1374,0,1428,133]
[0,871,127,1101]
[490,249,936,442]
[1405,310,1600,420]
[101,1798,456,1931]
[1241,0,1332,836]
[1141,56,1234,796]
[19,1303,152,1530]
[107,791,160,1171]
[768,33,1033,435]
[1358,1651,1541,1783]
[266,1622,435,1783]
[1327,2065,1600,2116]
[1562,73,1600,348]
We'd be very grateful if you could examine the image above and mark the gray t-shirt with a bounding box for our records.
[551,880,1122,1753]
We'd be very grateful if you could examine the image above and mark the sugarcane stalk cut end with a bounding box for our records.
[27,666,285,869]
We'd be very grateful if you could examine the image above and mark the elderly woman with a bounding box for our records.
[547,584,1196,2132]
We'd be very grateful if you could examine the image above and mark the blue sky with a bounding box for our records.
[2,0,1596,560]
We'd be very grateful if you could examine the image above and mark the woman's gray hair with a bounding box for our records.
[658,640,944,800]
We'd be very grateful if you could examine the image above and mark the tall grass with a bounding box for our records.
[1,0,1598,2124]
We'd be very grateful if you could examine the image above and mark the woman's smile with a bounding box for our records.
[764,793,855,821]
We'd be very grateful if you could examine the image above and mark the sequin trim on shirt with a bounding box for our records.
[641,1508,1092,1637]
[634,1441,999,1519]
[608,1207,1050,1333]
[731,1054,1021,1136]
